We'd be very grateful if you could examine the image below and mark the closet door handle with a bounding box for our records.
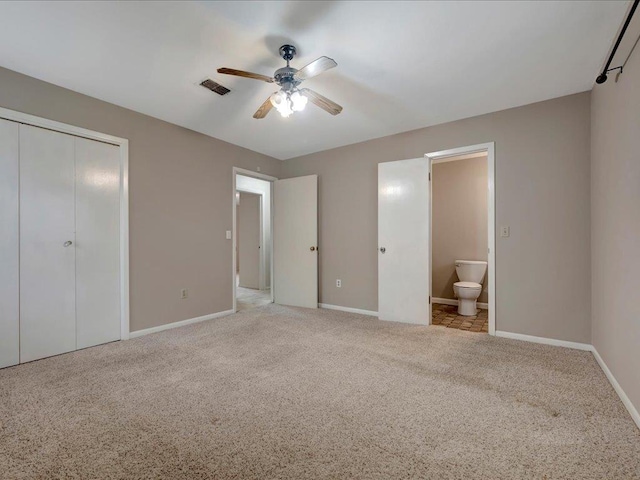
[63,241,73,247]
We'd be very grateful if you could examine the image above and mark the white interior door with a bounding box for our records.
[0,119,20,368]
[273,175,318,308]
[20,125,77,362]
[378,158,430,324]
[75,137,121,349]
[238,192,261,289]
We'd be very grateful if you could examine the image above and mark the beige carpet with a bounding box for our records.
[1,304,639,479]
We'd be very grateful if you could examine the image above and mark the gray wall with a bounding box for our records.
[591,42,640,414]
[0,67,281,333]
[432,157,488,303]
[282,92,592,343]
[0,65,596,347]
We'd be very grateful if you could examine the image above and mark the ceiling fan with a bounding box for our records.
[217,45,343,119]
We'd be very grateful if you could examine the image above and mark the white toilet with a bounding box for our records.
[453,260,487,316]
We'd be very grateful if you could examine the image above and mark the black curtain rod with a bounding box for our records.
[596,0,639,84]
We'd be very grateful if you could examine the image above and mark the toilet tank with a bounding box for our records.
[455,260,487,284]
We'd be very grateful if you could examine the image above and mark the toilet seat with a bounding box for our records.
[454,281,481,290]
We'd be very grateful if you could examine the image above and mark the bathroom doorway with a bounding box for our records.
[427,143,495,334]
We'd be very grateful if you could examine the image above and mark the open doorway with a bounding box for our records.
[377,142,495,334]
[427,143,495,334]
[236,191,268,311]
[430,152,489,333]
[233,169,276,312]
[232,169,319,313]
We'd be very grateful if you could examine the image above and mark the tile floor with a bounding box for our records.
[236,276,272,312]
[432,303,488,333]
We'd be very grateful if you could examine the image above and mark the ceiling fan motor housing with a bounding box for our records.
[274,66,299,92]
[276,45,300,91]
[279,44,297,61]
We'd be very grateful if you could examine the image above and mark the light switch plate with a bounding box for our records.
[501,226,510,237]
[226,230,232,240]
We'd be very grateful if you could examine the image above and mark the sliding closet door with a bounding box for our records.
[75,138,121,348]
[0,119,19,368]
[20,125,77,362]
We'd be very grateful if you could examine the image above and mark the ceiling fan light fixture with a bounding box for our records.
[270,91,292,117]
[278,106,292,118]
[290,91,308,112]
[269,91,284,108]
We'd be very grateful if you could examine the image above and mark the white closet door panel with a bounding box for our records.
[273,175,318,308]
[0,119,20,368]
[75,138,121,349]
[20,125,76,362]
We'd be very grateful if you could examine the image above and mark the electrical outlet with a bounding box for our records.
[336,279,342,288]
[181,289,188,299]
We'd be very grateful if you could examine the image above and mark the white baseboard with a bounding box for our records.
[432,298,457,307]
[494,331,639,430]
[433,297,488,309]
[319,303,378,317]
[494,330,592,351]
[129,309,234,339]
[591,348,640,430]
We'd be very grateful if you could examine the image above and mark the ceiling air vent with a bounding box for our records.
[200,79,230,96]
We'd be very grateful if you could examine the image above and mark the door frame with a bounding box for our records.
[232,167,277,313]
[425,142,496,335]
[0,106,130,340]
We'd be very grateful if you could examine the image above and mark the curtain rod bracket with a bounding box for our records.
[595,0,638,85]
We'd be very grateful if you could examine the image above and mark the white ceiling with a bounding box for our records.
[0,1,629,160]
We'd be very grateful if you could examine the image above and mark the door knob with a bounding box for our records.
[310,246,316,251]
[379,247,386,253]
[64,241,73,247]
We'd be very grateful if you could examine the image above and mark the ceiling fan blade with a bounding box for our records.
[300,88,343,115]
[217,68,274,83]
[293,56,337,81]
[253,94,276,119]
